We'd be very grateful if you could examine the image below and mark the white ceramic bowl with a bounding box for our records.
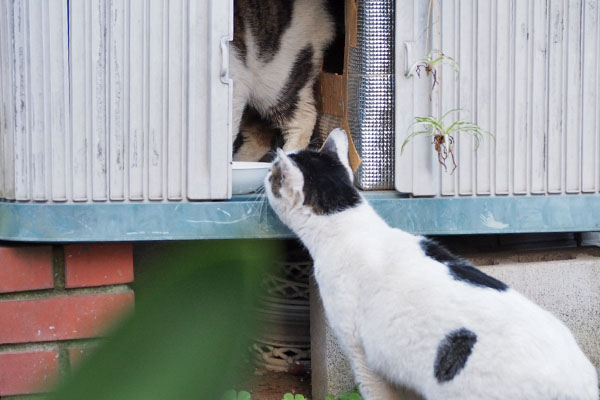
[232,161,271,195]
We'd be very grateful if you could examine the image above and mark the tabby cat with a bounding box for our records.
[230,0,335,161]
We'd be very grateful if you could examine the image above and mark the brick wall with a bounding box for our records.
[0,243,134,397]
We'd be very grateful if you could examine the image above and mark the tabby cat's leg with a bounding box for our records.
[345,344,399,400]
[233,122,275,161]
[280,85,317,152]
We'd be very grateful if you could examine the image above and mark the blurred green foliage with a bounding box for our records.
[222,389,252,400]
[325,385,363,400]
[48,240,280,400]
[282,393,307,400]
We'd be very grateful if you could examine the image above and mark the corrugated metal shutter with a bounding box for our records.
[396,0,599,197]
[0,0,232,202]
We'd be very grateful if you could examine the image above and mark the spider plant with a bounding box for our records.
[401,109,493,173]
[405,49,459,91]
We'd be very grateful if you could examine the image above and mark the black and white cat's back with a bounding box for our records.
[419,238,508,291]
[264,129,598,400]
[231,0,334,161]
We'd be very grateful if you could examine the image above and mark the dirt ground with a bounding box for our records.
[240,370,312,400]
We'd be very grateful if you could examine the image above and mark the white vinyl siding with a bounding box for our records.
[396,0,600,197]
[0,0,232,202]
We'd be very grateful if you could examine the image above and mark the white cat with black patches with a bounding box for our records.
[231,0,334,161]
[265,129,598,400]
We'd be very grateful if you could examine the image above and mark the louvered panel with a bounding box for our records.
[109,0,126,200]
[411,0,435,197]
[0,0,232,203]
[69,0,89,201]
[187,0,232,199]
[494,0,511,195]
[476,0,492,195]
[166,0,185,200]
[90,0,108,201]
[396,0,600,197]
[12,0,29,200]
[530,0,548,194]
[457,0,475,196]
[513,0,530,195]
[565,0,582,193]
[28,0,48,201]
[393,0,415,194]
[581,0,598,193]
[147,0,167,200]
[128,0,145,201]
[206,0,233,199]
[547,0,565,194]
[439,0,457,196]
[0,0,15,200]
[48,0,69,202]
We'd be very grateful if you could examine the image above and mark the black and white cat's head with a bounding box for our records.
[265,129,361,225]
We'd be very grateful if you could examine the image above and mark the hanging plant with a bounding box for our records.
[402,0,493,173]
[401,109,492,173]
[405,49,458,93]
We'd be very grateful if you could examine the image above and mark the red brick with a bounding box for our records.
[0,291,134,344]
[0,350,59,396]
[64,243,134,288]
[0,246,54,293]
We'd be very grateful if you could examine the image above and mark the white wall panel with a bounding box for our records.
[439,0,457,196]
[396,0,600,197]
[530,0,548,194]
[581,0,599,193]
[0,0,232,202]
[457,0,475,196]
[0,0,15,200]
[494,0,511,195]
[476,0,492,195]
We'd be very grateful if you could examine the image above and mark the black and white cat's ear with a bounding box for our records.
[322,129,353,180]
[275,148,304,202]
[276,148,294,173]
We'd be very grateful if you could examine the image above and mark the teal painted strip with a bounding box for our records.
[0,194,599,242]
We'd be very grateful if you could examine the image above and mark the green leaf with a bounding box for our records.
[222,390,238,400]
[348,393,362,400]
[238,391,252,400]
[440,108,463,122]
[294,395,307,400]
[283,394,295,400]
[401,130,434,154]
[324,396,336,400]
[48,241,281,400]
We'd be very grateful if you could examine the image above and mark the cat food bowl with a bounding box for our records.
[232,162,270,195]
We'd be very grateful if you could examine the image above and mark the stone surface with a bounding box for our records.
[310,277,354,400]
[310,248,600,399]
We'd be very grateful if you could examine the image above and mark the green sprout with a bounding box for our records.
[325,385,363,400]
[222,390,252,400]
[401,109,493,173]
[282,393,307,400]
[405,50,459,91]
